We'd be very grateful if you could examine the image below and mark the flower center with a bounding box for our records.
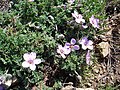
[70,45,74,49]
[28,60,34,64]
[84,40,88,46]
[60,49,64,53]
[92,20,95,24]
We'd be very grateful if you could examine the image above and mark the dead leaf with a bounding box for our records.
[98,42,110,57]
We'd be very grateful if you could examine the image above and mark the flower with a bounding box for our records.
[68,0,75,4]
[57,45,71,58]
[22,52,42,71]
[28,0,34,1]
[65,38,80,51]
[72,11,85,23]
[89,15,99,28]
[86,50,90,65]
[79,37,93,50]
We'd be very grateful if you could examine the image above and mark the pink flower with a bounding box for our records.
[89,15,99,28]
[65,38,80,51]
[57,45,71,59]
[79,37,93,50]
[86,50,90,65]
[72,11,85,23]
[22,52,42,71]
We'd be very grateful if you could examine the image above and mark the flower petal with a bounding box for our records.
[72,13,76,19]
[29,52,36,60]
[81,19,85,23]
[78,14,83,19]
[23,52,36,61]
[82,23,88,28]
[64,48,71,54]
[88,40,93,45]
[65,43,71,48]
[57,49,61,54]
[73,45,80,50]
[87,40,93,50]
[30,64,36,71]
[82,44,87,50]
[61,53,66,59]
[87,45,93,50]
[23,53,30,61]
[57,45,63,54]
[79,37,88,45]
[70,38,76,45]
[89,15,99,28]
[75,19,81,23]
[34,59,42,64]
[22,61,30,68]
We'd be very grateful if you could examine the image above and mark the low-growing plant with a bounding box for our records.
[0,0,107,89]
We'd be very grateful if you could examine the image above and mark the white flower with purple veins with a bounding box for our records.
[57,45,71,59]
[79,37,93,50]
[72,11,85,23]
[22,52,42,71]
[68,0,75,4]
[86,50,90,65]
[89,15,99,28]
[65,38,80,51]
